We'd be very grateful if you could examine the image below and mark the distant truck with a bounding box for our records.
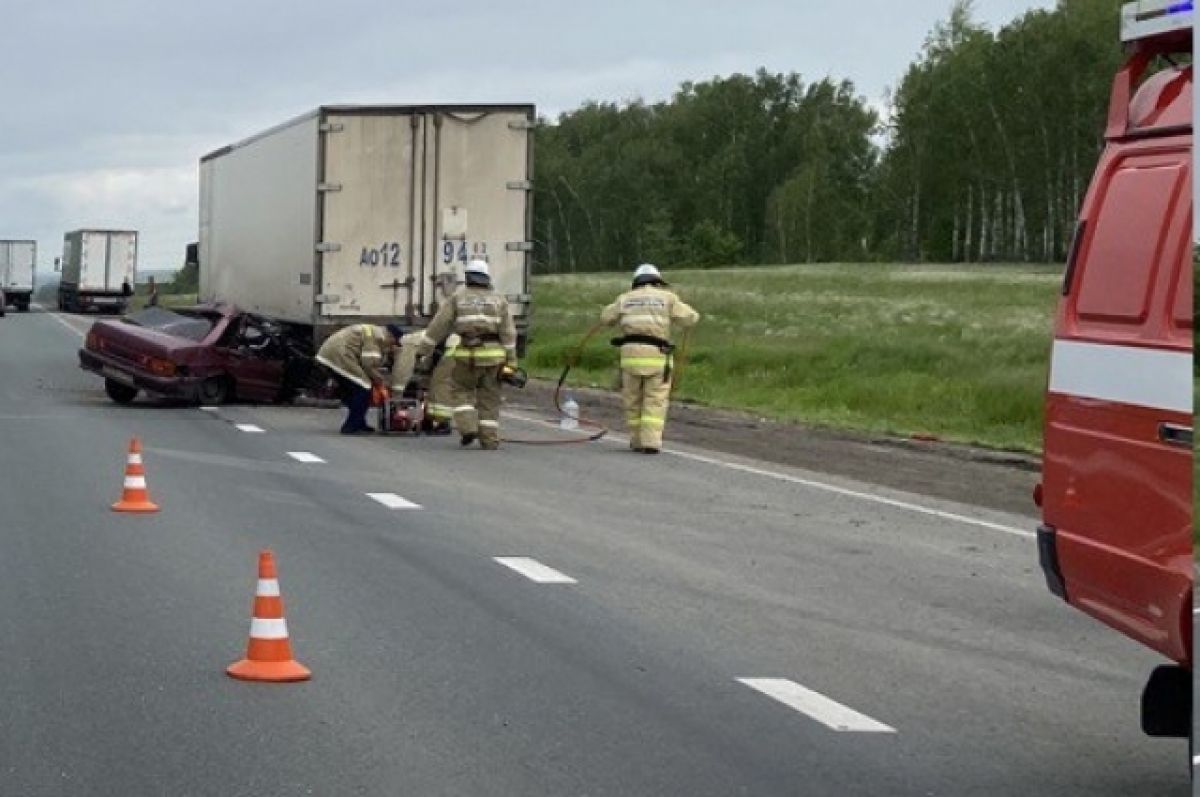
[1036,0,1192,740]
[198,104,535,347]
[57,229,139,314]
[0,240,36,312]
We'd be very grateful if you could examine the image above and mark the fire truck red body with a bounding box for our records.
[1037,0,1193,738]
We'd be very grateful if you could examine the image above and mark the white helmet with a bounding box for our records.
[465,259,490,278]
[632,263,666,286]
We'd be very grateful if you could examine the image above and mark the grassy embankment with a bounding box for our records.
[128,292,198,311]
[525,263,1063,453]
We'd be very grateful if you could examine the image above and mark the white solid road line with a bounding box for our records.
[494,557,578,584]
[366,492,423,510]
[505,410,1034,540]
[667,448,1035,539]
[44,309,85,338]
[234,423,266,433]
[737,678,897,734]
[287,451,326,464]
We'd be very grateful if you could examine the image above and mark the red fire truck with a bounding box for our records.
[1037,0,1193,739]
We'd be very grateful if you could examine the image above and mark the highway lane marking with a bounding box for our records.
[287,451,326,464]
[45,310,86,338]
[1193,754,1199,768]
[199,406,220,413]
[737,678,896,733]
[494,557,578,584]
[235,423,266,433]
[366,492,422,510]
[505,410,1033,539]
[666,449,1035,539]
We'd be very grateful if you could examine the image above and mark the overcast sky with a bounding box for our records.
[2,0,1054,277]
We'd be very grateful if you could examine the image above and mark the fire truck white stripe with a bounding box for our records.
[1049,340,1192,414]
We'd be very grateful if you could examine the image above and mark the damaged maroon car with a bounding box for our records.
[79,304,316,405]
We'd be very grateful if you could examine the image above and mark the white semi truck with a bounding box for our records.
[57,229,139,313]
[0,240,36,312]
[199,104,535,347]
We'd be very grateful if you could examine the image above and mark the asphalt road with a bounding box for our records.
[0,307,1187,796]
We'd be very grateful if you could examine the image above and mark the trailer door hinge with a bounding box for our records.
[506,241,534,252]
[506,180,533,191]
[319,122,344,133]
[315,294,341,304]
[317,182,343,192]
[316,242,342,253]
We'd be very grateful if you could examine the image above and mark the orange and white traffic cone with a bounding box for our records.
[112,437,160,513]
[226,550,311,683]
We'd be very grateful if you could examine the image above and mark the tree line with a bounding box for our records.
[531,0,1129,273]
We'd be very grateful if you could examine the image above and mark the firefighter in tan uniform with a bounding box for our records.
[419,260,517,449]
[600,264,699,453]
[392,330,459,432]
[315,322,404,434]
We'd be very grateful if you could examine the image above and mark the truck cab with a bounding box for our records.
[1037,0,1193,739]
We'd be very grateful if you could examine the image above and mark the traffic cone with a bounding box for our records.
[226,550,311,683]
[112,437,160,513]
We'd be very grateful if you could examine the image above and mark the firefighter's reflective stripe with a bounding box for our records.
[640,415,665,428]
[1048,340,1191,413]
[478,420,499,429]
[453,347,507,360]
[454,405,475,412]
[428,403,453,419]
[621,355,668,368]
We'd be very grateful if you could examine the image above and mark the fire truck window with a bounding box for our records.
[1076,162,1185,324]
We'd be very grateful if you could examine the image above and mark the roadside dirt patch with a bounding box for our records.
[510,379,1040,520]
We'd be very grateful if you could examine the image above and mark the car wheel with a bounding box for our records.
[104,379,138,405]
[197,376,232,405]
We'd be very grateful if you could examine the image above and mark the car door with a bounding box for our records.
[222,314,286,402]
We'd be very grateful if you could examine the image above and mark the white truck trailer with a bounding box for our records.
[0,240,36,312]
[199,104,535,347]
[57,229,139,313]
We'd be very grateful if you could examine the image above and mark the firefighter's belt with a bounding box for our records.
[610,333,674,353]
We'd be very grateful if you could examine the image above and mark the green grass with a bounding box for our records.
[525,263,1062,453]
[128,292,199,312]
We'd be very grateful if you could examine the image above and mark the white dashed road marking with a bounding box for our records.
[235,424,265,433]
[366,492,422,510]
[493,557,578,584]
[737,678,896,733]
[287,451,326,464]
[199,406,220,413]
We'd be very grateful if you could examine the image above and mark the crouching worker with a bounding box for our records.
[390,330,459,434]
[419,260,517,450]
[315,322,404,434]
[600,264,699,454]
